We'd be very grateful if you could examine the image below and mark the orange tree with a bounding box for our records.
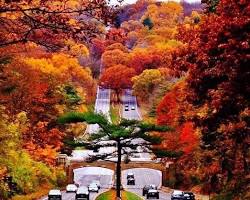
[0,0,121,50]
[100,64,136,103]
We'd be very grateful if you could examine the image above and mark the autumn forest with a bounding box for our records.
[0,0,249,200]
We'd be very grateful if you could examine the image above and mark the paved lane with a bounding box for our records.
[85,87,111,134]
[121,91,170,200]
[41,167,113,200]
[122,168,170,200]
[122,168,162,189]
[41,189,104,200]
[122,89,141,120]
[128,188,171,200]
[74,167,113,189]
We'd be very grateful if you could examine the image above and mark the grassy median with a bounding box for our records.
[96,190,143,200]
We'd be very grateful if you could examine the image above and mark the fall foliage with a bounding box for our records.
[100,64,136,102]
[0,0,249,199]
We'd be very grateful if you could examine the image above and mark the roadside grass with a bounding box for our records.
[110,104,121,124]
[11,183,52,200]
[122,190,142,200]
[96,190,143,200]
[96,190,116,200]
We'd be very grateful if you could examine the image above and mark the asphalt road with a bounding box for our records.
[41,189,104,200]
[74,167,113,189]
[121,91,170,200]
[85,87,111,134]
[122,168,170,200]
[41,167,113,200]
[122,89,141,120]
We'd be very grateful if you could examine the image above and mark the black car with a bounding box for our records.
[127,173,134,179]
[147,189,159,199]
[127,177,135,185]
[143,185,157,196]
[183,192,195,200]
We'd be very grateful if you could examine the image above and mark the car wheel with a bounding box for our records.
[157,194,159,199]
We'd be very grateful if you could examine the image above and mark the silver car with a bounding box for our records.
[88,183,99,192]
[66,184,78,192]
[48,189,62,200]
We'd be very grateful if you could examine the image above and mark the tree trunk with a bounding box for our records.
[115,89,120,104]
[116,139,122,199]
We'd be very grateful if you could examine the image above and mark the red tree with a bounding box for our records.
[100,64,136,102]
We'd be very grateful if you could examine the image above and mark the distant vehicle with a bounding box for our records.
[91,180,101,189]
[125,104,129,107]
[183,192,195,200]
[131,106,135,110]
[66,184,78,192]
[127,173,135,185]
[127,177,135,185]
[127,173,134,179]
[147,188,159,199]
[125,107,129,111]
[171,190,184,200]
[48,189,62,200]
[88,183,99,192]
[75,186,89,200]
[143,184,157,196]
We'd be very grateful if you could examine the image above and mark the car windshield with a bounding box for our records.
[48,195,61,200]
[76,194,88,197]
[127,174,134,178]
[67,184,75,187]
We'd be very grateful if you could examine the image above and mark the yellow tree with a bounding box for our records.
[132,69,165,102]
[101,49,130,68]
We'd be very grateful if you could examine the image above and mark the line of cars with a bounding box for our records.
[126,173,160,199]
[48,181,101,200]
[124,104,135,111]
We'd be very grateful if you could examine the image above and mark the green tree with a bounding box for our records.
[142,17,154,30]
[58,112,171,199]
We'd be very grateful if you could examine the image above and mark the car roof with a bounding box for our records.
[173,190,183,194]
[49,189,61,195]
[127,172,134,175]
[89,183,98,186]
[148,189,158,192]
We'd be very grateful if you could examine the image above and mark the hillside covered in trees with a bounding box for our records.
[0,0,249,199]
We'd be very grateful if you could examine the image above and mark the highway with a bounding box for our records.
[41,167,113,200]
[85,87,111,134]
[121,90,170,200]
[122,89,141,120]
[40,88,170,200]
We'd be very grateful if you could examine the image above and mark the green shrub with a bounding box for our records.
[54,168,67,187]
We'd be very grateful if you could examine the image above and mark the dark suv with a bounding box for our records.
[142,185,157,196]
[147,189,159,199]
[127,173,135,185]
